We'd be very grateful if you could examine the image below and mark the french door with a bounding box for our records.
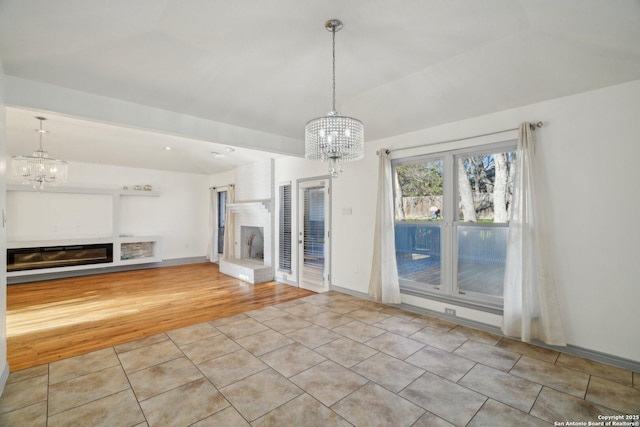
[297,179,331,293]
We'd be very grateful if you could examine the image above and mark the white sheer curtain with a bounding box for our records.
[502,123,566,346]
[222,185,235,260]
[208,188,218,262]
[368,149,402,304]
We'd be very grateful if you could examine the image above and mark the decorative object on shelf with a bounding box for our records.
[10,116,69,190]
[133,185,142,190]
[304,19,364,178]
[143,185,152,191]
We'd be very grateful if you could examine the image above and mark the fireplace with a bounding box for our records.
[240,226,264,260]
[7,243,114,272]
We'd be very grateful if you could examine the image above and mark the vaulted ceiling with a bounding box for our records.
[1,0,639,173]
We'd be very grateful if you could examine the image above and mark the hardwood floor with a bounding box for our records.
[6,263,314,372]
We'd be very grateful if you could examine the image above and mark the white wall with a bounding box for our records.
[7,192,113,240]
[273,80,640,363]
[7,162,210,260]
[235,160,272,201]
[0,58,9,388]
[74,162,210,260]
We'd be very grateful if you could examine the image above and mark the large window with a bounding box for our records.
[393,141,516,308]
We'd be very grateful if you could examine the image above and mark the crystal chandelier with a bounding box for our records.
[305,19,364,178]
[10,116,68,190]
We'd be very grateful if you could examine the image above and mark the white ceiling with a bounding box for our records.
[5,107,280,174]
[1,0,640,173]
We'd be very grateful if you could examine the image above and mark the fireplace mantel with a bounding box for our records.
[227,199,271,214]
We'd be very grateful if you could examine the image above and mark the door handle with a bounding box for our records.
[298,240,302,244]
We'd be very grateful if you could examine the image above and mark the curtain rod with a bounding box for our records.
[378,121,543,155]
[209,184,234,190]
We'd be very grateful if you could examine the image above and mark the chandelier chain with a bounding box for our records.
[38,118,44,151]
[332,27,336,113]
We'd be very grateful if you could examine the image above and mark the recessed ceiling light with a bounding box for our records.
[211,151,222,158]
[164,146,172,151]
[224,147,235,153]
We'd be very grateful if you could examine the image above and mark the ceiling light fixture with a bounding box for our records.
[211,151,222,158]
[224,147,235,153]
[305,19,364,178]
[10,116,68,191]
[164,146,172,151]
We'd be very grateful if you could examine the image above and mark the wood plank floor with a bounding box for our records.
[6,263,314,372]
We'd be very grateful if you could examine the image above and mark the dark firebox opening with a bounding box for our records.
[7,243,114,272]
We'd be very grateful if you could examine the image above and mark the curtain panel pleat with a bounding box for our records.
[368,149,402,304]
[222,185,235,260]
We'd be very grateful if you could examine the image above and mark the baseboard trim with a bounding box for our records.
[0,362,10,397]
[7,257,208,284]
[330,285,640,373]
[330,285,371,300]
[275,277,298,287]
[400,287,503,315]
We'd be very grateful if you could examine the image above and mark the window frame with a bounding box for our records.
[392,140,517,311]
[393,154,446,296]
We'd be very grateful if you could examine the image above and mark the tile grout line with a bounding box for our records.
[216,307,330,424]
[528,385,545,417]
[46,354,129,409]
[583,374,592,401]
[466,395,490,427]
[137,328,234,425]
[234,366,304,423]
[116,344,150,427]
[46,362,50,427]
[187,351,251,424]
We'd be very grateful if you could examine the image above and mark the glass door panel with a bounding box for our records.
[298,179,330,292]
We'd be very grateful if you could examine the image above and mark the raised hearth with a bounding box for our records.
[219,258,273,284]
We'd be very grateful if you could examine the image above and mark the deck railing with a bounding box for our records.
[394,222,509,265]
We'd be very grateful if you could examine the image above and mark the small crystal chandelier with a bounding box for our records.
[305,19,364,178]
[10,116,68,190]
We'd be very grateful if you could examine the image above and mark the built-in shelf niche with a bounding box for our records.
[121,241,156,261]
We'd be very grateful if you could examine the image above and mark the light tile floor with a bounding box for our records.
[1,291,639,426]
